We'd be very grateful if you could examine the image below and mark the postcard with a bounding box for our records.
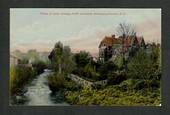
[10,8,161,106]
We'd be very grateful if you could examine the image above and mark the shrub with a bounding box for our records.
[48,74,66,92]
[133,80,148,90]
[64,91,79,104]
[127,49,161,81]
[32,60,48,74]
[10,66,36,95]
[73,51,91,68]
[114,56,124,69]
[64,85,161,106]
[97,61,118,80]
[64,80,81,91]
[107,71,127,85]
[150,79,160,89]
[118,79,136,91]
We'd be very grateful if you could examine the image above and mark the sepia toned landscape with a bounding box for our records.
[10,8,161,106]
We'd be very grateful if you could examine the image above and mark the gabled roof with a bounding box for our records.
[99,36,121,48]
[99,35,145,48]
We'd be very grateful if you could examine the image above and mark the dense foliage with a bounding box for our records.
[127,46,161,90]
[73,51,91,68]
[10,66,36,95]
[32,60,48,74]
[48,42,76,75]
[47,41,161,106]
[48,73,81,92]
[64,85,160,106]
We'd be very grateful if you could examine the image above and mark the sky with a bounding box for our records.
[10,8,161,56]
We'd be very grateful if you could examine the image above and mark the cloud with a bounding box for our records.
[62,25,114,55]
[136,17,161,43]
[10,8,161,55]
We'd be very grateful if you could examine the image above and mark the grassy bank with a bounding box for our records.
[48,73,81,92]
[47,73,161,106]
[10,60,48,96]
[64,85,161,106]
[10,66,36,95]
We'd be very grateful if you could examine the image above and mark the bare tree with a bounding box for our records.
[116,22,136,37]
[116,22,136,71]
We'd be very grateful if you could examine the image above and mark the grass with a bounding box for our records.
[47,72,161,106]
[10,66,36,95]
[64,83,161,106]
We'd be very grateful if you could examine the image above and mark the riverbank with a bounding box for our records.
[10,70,70,106]
[47,73,161,106]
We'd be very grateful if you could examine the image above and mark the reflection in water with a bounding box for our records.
[10,70,70,106]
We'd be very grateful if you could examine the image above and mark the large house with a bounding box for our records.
[99,34,145,63]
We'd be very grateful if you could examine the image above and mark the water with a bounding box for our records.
[10,70,70,106]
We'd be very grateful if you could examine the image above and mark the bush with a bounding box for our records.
[48,74,66,92]
[73,51,91,68]
[118,79,160,91]
[10,66,36,95]
[114,56,124,69]
[107,71,127,85]
[118,79,136,91]
[127,49,161,81]
[150,79,160,89]
[32,60,48,74]
[133,80,148,90]
[64,85,161,106]
[97,61,118,80]
[64,80,81,91]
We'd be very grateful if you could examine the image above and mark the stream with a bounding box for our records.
[10,69,70,106]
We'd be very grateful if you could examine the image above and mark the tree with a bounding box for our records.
[61,46,76,75]
[49,41,63,73]
[114,56,124,69]
[116,22,137,71]
[116,22,136,37]
[73,51,91,68]
[98,61,118,79]
[48,41,75,75]
[12,50,22,58]
[150,43,161,80]
[27,49,39,63]
[127,49,160,90]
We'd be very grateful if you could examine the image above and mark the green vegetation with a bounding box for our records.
[47,41,161,106]
[48,73,81,92]
[47,42,79,92]
[73,51,91,68]
[10,66,36,95]
[127,48,161,91]
[114,56,124,69]
[10,55,49,96]
[64,85,160,106]
[48,73,66,92]
[48,42,75,75]
[32,60,48,74]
